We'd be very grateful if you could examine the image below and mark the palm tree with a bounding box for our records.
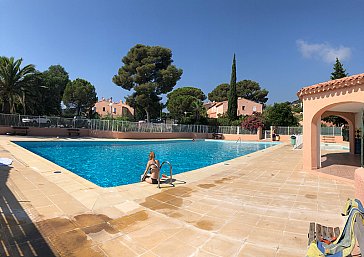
[0,57,35,113]
[191,100,205,122]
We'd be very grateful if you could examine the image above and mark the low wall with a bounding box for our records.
[0,126,262,141]
[270,135,344,143]
[218,134,260,141]
[320,135,344,143]
[89,130,209,139]
[355,168,364,203]
[0,126,89,137]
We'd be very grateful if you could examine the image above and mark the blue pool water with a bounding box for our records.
[15,140,278,187]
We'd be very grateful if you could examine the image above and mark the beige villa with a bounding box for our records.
[204,97,263,118]
[94,97,134,118]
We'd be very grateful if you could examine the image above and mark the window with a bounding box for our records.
[102,107,105,112]
[242,106,245,111]
[113,107,117,113]
[253,106,257,112]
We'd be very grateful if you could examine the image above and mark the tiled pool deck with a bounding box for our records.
[0,136,356,256]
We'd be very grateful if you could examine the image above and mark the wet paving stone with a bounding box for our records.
[197,183,216,189]
[109,210,148,231]
[73,213,111,228]
[48,228,92,256]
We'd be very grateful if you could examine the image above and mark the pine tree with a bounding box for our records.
[330,58,348,80]
[227,54,237,120]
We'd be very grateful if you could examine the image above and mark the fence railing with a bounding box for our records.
[274,126,342,136]
[0,113,256,135]
[275,126,303,135]
[320,126,342,136]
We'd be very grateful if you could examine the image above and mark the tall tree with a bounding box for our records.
[113,44,183,122]
[208,80,269,104]
[42,65,70,115]
[322,58,349,125]
[263,102,298,127]
[331,58,348,80]
[227,54,237,120]
[208,83,229,102]
[17,71,44,115]
[63,78,97,116]
[236,80,269,105]
[0,56,35,113]
[166,87,206,121]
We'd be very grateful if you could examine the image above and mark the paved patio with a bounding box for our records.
[0,136,356,256]
[320,150,360,181]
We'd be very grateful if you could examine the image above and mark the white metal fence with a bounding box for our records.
[274,126,342,136]
[0,113,256,135]
[275,126,303,135]
[320,126,342,136]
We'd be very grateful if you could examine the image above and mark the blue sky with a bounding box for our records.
[1,0,364,105]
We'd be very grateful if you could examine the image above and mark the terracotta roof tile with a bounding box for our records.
[297,73,364,98]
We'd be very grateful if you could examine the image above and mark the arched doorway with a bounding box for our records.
[298,73,364,170]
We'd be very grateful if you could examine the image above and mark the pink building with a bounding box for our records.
[94,97,134,118]
[204,97,263,118]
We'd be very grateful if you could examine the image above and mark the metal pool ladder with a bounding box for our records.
[158,161,174,189]
[236,137,241,144]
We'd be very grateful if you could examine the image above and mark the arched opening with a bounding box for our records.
[307,101,363,171]
[321,115,349,142]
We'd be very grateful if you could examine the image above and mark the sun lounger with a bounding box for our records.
[11,126,29,135]
[67,128,80,136]
[212,132,223,139]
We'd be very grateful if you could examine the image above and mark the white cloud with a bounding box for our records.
[296,40,351,63]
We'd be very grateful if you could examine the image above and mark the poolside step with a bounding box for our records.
[322,136,336,143]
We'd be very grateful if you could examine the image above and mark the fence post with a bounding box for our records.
[257,127,262,139]
[237,126,240,134]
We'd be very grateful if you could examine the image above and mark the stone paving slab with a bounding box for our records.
[0,136,356,256]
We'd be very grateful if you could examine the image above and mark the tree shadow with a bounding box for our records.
[321,152,360,168]
[0,164,56,256]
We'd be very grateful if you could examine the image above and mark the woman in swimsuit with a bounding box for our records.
[141,151,160,184]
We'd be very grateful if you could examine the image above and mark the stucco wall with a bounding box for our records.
[301,81,364,170]
[94,99,134,118]
[89,130,209,139]
[0,126,89,137]
[0,126,265,142]
[219,134,260,141]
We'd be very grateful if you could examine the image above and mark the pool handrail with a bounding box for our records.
[158,161,174,189]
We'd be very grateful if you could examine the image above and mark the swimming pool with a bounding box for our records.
[15,140,279,187]
[320,143,349,151]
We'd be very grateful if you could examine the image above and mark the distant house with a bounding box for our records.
[204,97,262,118]
[94,97,134,118]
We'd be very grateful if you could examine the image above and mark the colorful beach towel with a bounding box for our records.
[306,199,364,257]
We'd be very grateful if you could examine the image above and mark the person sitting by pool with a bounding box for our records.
[141,151,160,184]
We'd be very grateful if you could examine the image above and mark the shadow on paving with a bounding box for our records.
[0,165,56,256]
[321,152,360,168]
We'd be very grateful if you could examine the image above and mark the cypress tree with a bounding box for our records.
[227,54,237,120]
[330,58,348,80]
